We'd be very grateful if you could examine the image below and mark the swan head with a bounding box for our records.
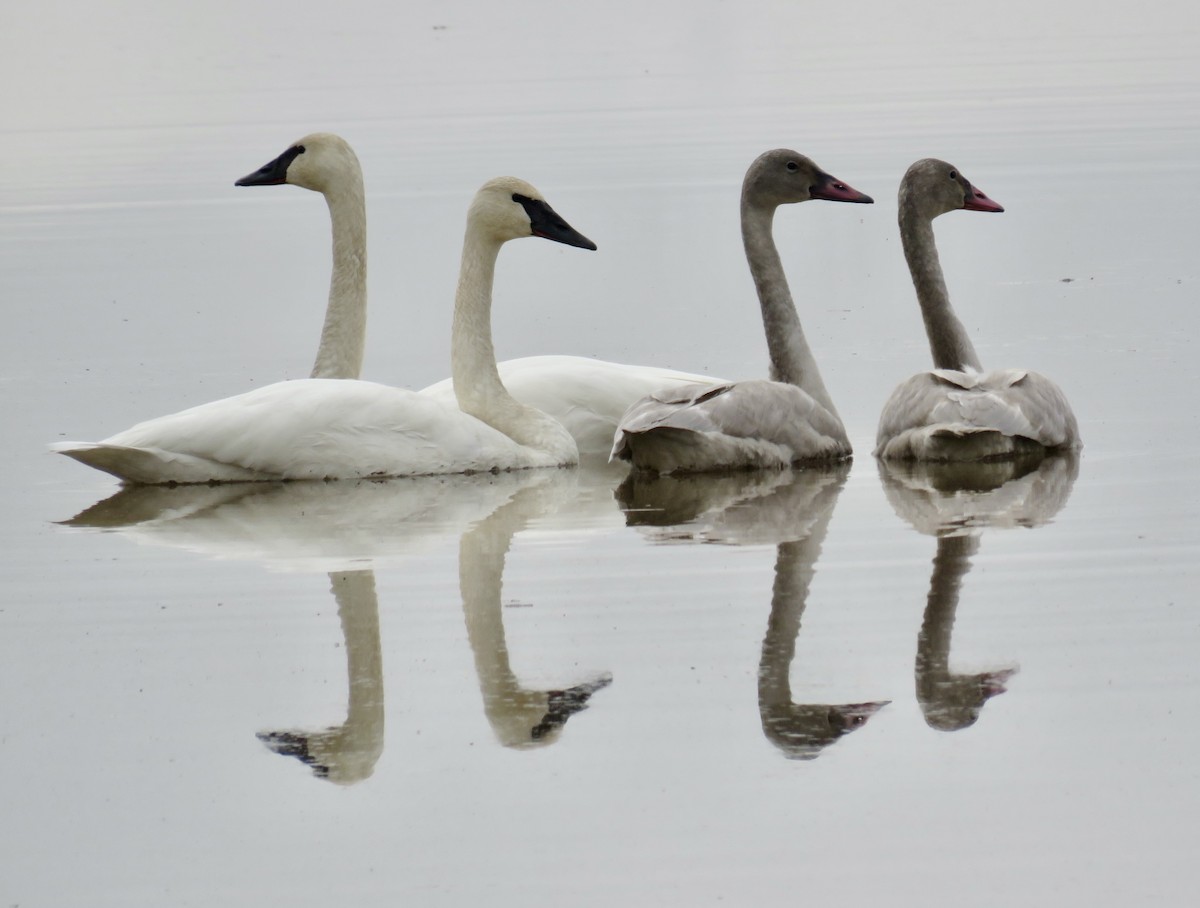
[468,177,597,250]
[235,132,361,194]
[901,158,1004,219]
[742,149,874,208]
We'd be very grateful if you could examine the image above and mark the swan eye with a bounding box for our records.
[786,161,799,172]
[295,145,306,154]
[949,170,957,179]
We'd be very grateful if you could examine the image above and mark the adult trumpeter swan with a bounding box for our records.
[52,178,596,483]
[235,133,368,380]
[610,149,872,473]
[874,159,1080,461]
[235,133,723,453]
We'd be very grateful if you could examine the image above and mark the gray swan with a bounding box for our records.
[611,149,871,474]
[875,158,1080,461]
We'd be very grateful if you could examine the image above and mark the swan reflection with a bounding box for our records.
[461,479,612,748]
[61,473,547,572]
[257,570,384,784]
[619,464,889,759]
[878,453,1080,731]
[60,469,617,779]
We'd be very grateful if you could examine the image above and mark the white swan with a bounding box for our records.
[874,158,1081,461]
[52,177,596,483]
[610,149,872,473]
[235,133,723,454]
[235,132,368,380]
[421,355,727,458]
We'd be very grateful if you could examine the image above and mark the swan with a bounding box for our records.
[874,158,1081,461]
[609,149,872,474]
[421,355,728,458]
[234,133,723,453]
[51,177,596,483]
[236,132,368,380]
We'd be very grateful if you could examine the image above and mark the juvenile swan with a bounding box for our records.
[52,178,596,483]
[236,133,368,380]
[874,159,1080,461]
[610,150,872,473]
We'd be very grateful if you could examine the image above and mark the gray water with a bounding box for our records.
[3,1,1199,904]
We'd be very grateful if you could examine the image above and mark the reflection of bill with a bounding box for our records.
[620,464,889,760]
[878,454,1080,731]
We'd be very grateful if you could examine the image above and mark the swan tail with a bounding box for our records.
[50,442,271,485]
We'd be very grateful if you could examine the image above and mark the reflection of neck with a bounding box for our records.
[258,569,384,785]
[741,197,840,420]
[898,203,981,372]
[459,482,608,747]
[915,534,989,731]
[756,478,846,759]
[311,175,368,379]
[917,535,979,672]
[459,493,528,737]
[759,537,824,709]
[332,570,385,757]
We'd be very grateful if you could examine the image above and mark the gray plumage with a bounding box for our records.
[612,149,872,473]
[876,159,1081,461]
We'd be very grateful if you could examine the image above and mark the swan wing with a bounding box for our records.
[612,379,850,472]
[54,379,549,484]
[420,355,725,457]
[876,370,1080,459]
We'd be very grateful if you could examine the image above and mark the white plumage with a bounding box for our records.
[233,133,725,455]
[53,176,596,484]
[420,354,722,458]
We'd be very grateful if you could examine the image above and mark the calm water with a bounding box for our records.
[4,1,1199,904]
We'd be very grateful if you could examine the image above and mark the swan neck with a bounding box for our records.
[741,198,841,420]
[451,226,576,459]
[452,228,507,412]
[899,205,982,372]
[311,178,368,379]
